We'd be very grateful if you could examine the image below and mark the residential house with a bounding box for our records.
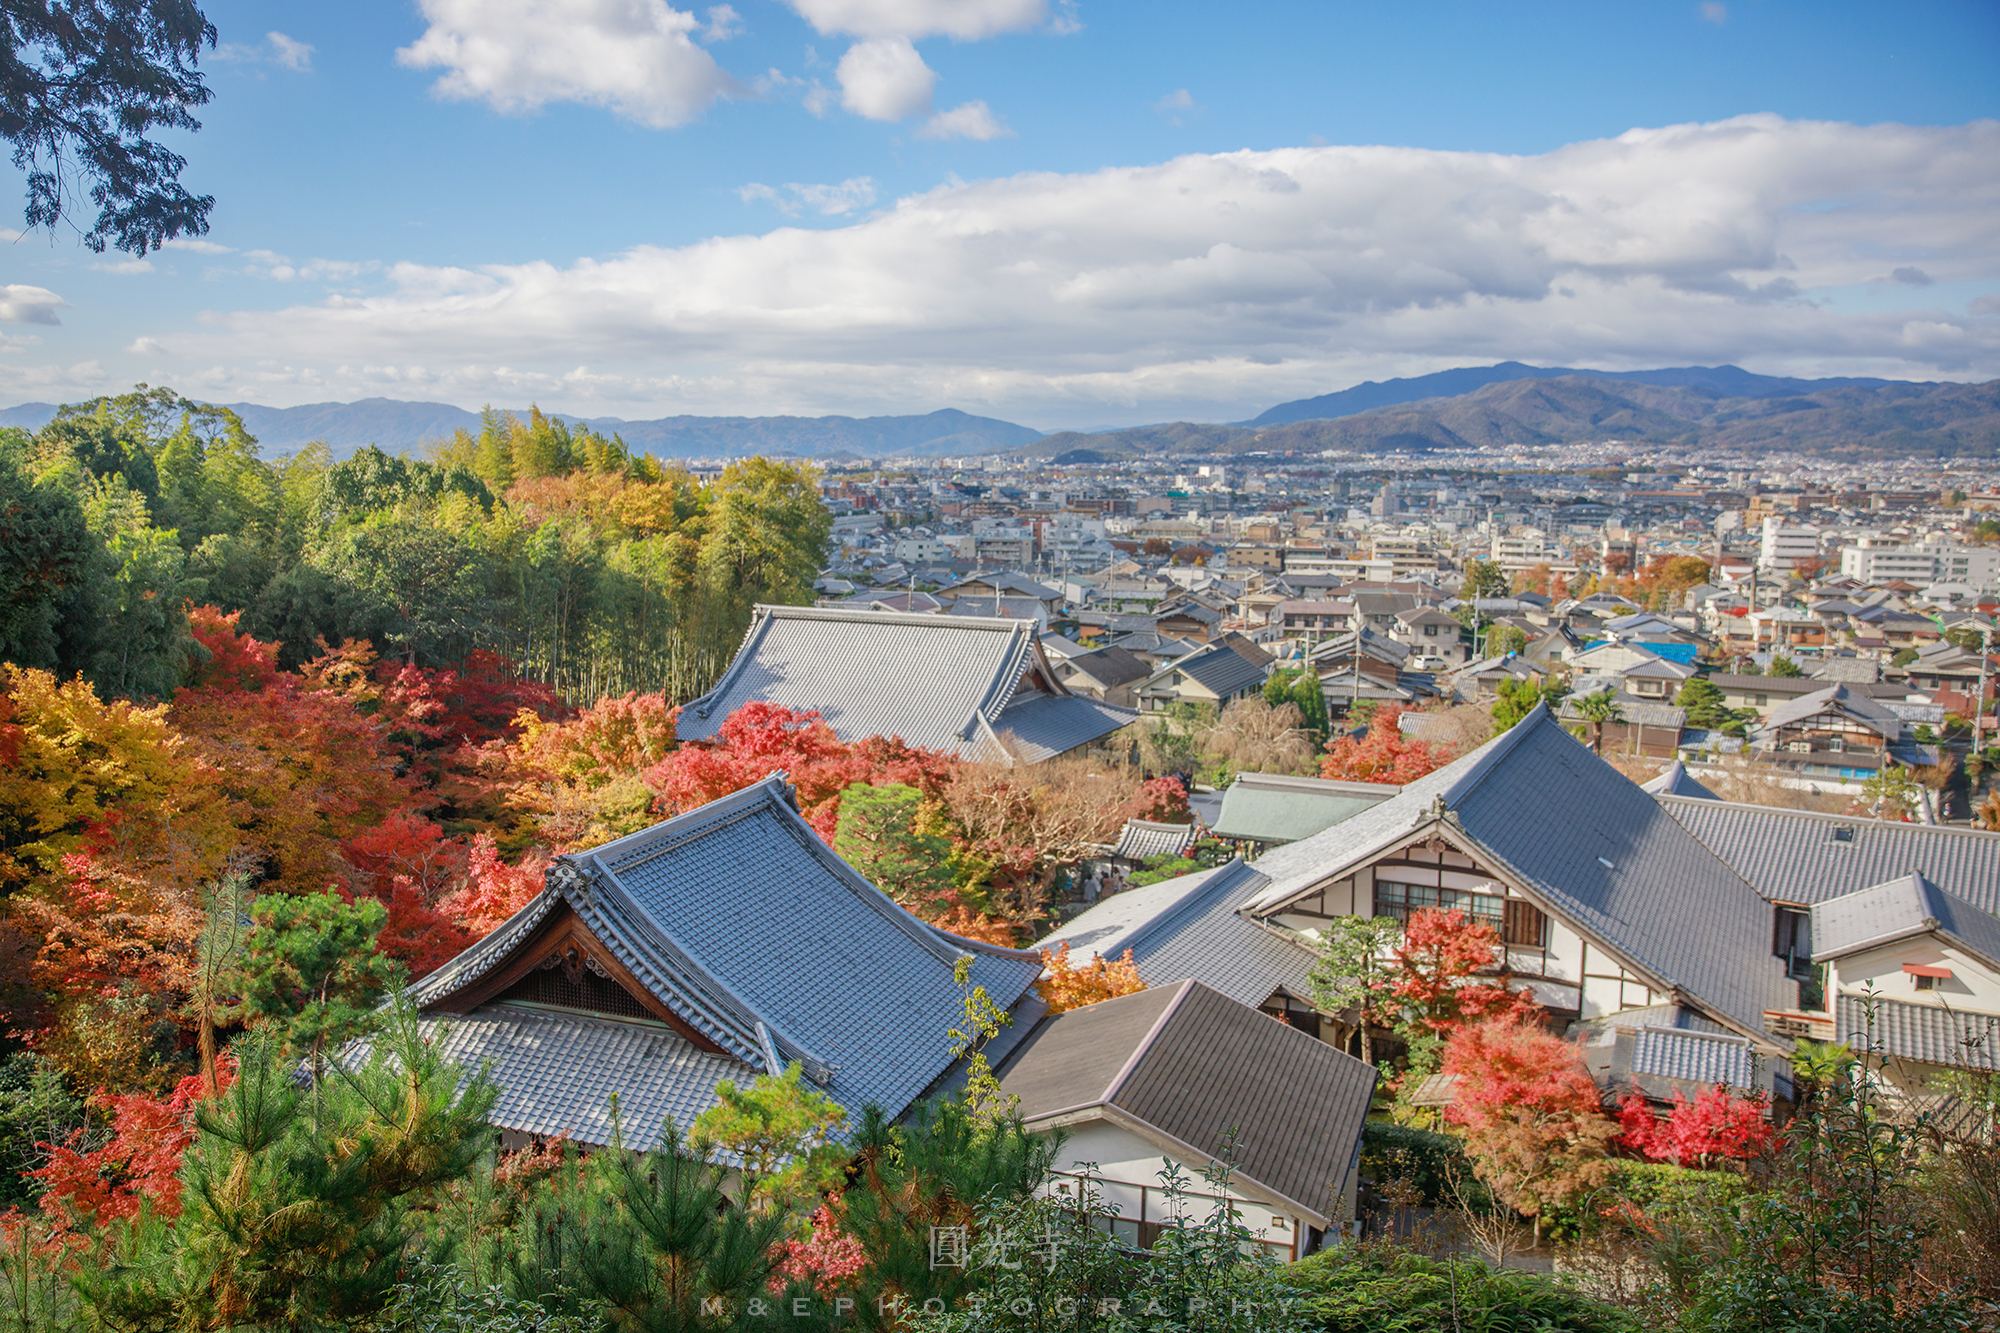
[1750,683,1933,781]
[1052,646,1152,708]
[1134,641,1270,712]
[996,981,1377,1256]
[1390,607,1471,667]
[678,605,1136,762]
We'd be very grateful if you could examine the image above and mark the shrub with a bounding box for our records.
[1290,1242,1639,1333]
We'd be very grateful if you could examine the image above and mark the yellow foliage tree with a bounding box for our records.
[1035,942,1146,1014]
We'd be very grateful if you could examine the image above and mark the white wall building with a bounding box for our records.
[1759,515,1821,571]
[1839,538,2000,589]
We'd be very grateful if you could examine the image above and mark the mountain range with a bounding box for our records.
[1031,370,2000,461]
[0,400,1043,460]
[4,364,1996,460]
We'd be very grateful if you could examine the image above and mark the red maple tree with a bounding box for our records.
[1320,706,1451,784]
[1390,907,1541,1035]
[1617,1083,1775,1168]
[31,1058,236,1233]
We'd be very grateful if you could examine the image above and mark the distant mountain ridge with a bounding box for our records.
[1028,374,2000,461]
[0,399,1042,459]
[1247,362,1905,425]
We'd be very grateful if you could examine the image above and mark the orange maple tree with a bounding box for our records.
[1035,941,1146,1013]
[1320,705,1451,784]
[1391,907,1541,1035]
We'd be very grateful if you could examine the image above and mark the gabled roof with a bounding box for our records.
[1035,860,1315,1010]
[1143,642,1268,699]
[1630,1025,1760,1091]
[994,980,1377,1225]
[1762,684,1905,739]
[1659,797,2000,916]
[1640,761,1719,800]
[943,571,1059,600]
[1113,819,1200,860]
[1245,708,1789,1045]
[679,605,1135,761]
[1060,646,1151,690]
[410,774,1044,1144]
[1811,873,2000,971]
[1211,772,1399,846]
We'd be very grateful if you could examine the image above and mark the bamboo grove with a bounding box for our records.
[0,386,832,706]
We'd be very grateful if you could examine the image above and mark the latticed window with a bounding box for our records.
[499,943,658,1022]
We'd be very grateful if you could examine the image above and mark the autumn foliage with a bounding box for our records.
[1391,907,1542,1035]
[1035,942,1147,1013]
[31,1059,237,1233]
[1617,1083,1775,1168]
[1444,1018,1620,1225]
[1320,705,1452,784]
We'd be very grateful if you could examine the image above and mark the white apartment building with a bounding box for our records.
[1839,537,2000,588]
[1759,515,1821,570]
[1490,529,1548,562]
[892,537,951,564]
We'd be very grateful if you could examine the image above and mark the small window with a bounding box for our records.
[1915,974,1938,992]
[1503,899,1548,949]
[1831,826,1855,843]
[1773,906,1814,980]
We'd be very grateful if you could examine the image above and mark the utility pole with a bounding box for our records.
[1978,622,1995,753]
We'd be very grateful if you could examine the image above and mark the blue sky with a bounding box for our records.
[3,0,1998,428]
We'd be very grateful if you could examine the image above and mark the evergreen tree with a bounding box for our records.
[833,783,957,909]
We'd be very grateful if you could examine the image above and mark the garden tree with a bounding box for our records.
[1489,676,1569,734]
[1492,624,1530,656]
[1442,1018,1619,1242]
[689,1063,849,1212]
[0,443,90,674]
[1674,676,1751,735]
[1320,704,1451,783]
[1389,907,1541,1041]
[79,473,205,698]
[834,782,959,910]
[840,1097,1058,1326]
[1767,653,1804,677]
[942,750,1129,922]
[314,516,491,666]
[1616,1085,1774,1168]
[1141,536,1173,558]
[28,1058,231,1233]
[1200,694,1316,776]
[1288,666,1331,745]
[1122,772,1191,823]
[1570,687,1622,755]
[1,0,217,254]
[1308,914,1402,1065]
[1635,555,1712,607]
[76,1004,499,1333]
[645,701,958,843]
[1852,762,1924,822]
[1464,558,1510,601]
[227,890,407,1066]
[1035,942,1145,1013]
[1513,562,1555,598]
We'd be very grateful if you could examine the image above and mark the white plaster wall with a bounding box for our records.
[1831,939,2000,1014]
[1035,1118,1305,1251]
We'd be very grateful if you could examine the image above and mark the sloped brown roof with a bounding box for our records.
[996,980,1377,1223]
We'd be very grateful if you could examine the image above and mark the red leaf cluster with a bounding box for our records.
[767,1203,867,1296]
[1617,1084,1774,1167]
[1122,774,1192,825]
[1391,907,1541,1034]
[1320,706,1451,784]
[30,1059,236,1232]
[1444,1019,1603,1130]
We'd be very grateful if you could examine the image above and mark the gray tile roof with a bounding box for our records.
[1811,873,2000,971]
[1035,860,1317,1009]
[1630,1026,1759,1091]
[1836,993,1999,1071]
[1245,708,1790,1045]
[410,775,1044,1132]
[1059,646,1152,690]
[678,605,1133,761]
[1640,762,1719,800]
[418,1006,755,1152]
[1659,797,2000,916]
[1761,684,1905,740]
[1113,819,1200,860]
[1145,642,1269,699]
[995,980,1378,1224]
[1211,772,1398,846]
[989,692,1140,763]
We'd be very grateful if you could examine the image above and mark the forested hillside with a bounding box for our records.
[0,386,831,705]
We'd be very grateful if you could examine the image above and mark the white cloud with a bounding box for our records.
[268,32,314,70]
[92,258,155,275]
[700,4,742,40]
[1699,2,1728,23]
[836,36,933,120]
[132,117,2000,421]
[738,176,879,215]
[785,0,1043,40]
[398,0,738,129]
[0,285,70,325]
[239,250,379,283]
[163,237,234,254]
[1153,88,1197,126]
[917,101,1010,141]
